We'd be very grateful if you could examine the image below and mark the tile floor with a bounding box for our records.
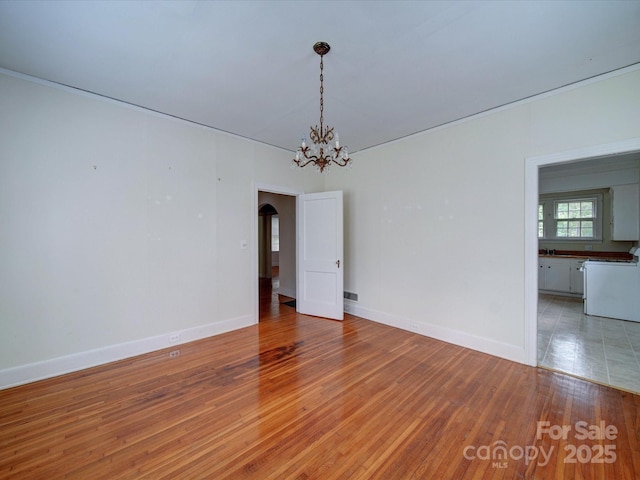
[538,294,640,393]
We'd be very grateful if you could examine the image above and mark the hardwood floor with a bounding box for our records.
[1,281,639,478]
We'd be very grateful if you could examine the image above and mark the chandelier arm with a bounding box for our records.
[295,148,325,166]
[294,156,330,173]
[331,157,351,167]
[323,126,334,144]
[309,126,322,145]
[294,158,322,169]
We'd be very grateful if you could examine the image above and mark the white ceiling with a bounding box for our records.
[1,0,639,154]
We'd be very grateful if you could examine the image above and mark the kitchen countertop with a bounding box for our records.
[538,250,634,261]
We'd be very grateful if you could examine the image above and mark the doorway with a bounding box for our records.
[258,203,280,315]
[524,138,640,387]
[256,188,299,321]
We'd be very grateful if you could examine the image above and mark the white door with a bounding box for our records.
[296,190,344,320]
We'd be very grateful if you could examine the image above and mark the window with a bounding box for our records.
[538,204,544,238]
[271,215,279,252]
[538,192,603,241]
[554,198,596,238]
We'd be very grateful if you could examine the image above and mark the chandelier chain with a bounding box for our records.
[319,55,324,130]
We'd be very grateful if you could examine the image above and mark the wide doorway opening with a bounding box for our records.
[525,138,640,393]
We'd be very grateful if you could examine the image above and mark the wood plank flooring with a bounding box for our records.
[1,283,639,479]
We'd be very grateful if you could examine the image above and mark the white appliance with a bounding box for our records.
[583,249,640,322]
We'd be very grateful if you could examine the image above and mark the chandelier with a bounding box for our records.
[292,42,352,174]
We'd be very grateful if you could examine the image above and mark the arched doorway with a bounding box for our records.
[258,203,278,315]
[258,203,278,280]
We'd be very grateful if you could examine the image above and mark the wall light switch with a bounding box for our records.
[240,240,248,249]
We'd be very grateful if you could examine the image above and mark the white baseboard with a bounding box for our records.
[344,301,525,364]
[277,286,296,299]
[0,315,255,390]
[2,304,527,390]
[539,289,583,298]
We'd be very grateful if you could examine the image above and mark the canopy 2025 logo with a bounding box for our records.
[463,420,617,468]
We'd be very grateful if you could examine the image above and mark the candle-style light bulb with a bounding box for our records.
[335,133,340,149]
[301,137,306,148]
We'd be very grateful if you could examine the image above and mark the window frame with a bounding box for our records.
[553,197,596,239]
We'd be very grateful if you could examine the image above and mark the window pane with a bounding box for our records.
[568,220,581,237]
[538,221,544,238]
[556,203,569,219]
[581,202,594,218]
[568,202,581,218]
[538,204,544,221]
[556,220,568,237]
[271,216,279,252]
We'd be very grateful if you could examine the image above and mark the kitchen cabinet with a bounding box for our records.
[539,257,584,295]
[543,258,571,292]
[569,259,584,295]
[611,184,640,241]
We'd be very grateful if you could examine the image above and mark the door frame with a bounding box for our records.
[253,183,304,324]
[523,137,640,366]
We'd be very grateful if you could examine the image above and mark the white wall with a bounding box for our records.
[0,72,323,387]
[327,67,640,363]
[2,65,639,387]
